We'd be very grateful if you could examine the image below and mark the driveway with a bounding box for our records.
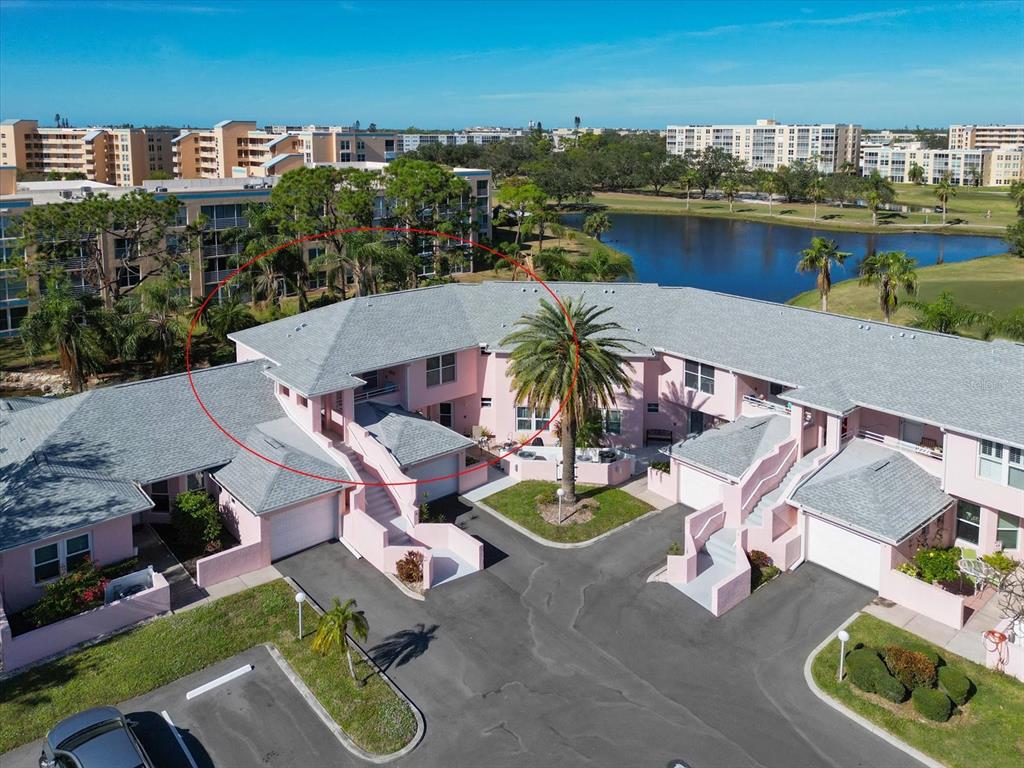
[3,645,353,768]
[277,498,922,768]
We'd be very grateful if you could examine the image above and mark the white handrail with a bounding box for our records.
[742,395,791,415]
[858,429,942,458]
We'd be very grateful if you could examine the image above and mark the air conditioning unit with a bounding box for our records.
[59,189,74,199]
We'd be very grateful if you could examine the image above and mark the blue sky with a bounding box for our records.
[1,0,1021,129]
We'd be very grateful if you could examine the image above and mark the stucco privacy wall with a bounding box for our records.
[0,516,136,613]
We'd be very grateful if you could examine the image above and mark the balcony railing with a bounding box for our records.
[742,395,791,415]
[353,381,399,403]
[858,429,943,459]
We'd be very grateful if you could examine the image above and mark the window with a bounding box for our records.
[297,395,309,408]
[149,480,170,511]
[516,406,550,432]
[955,500,980,545]
[684,360,715,394]
[646,402,659,413]
[33,543,60,583]
[187,472,204,491]
[426,353,456,387]
[439,402,453,428]
[602,409,622,435]
[279,384,290,397]
[481,397,492,408]
[997,513,1020,551]
[32,533,92,584]
[979,440,1024,489]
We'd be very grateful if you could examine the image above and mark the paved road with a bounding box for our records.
[278,499,922,768]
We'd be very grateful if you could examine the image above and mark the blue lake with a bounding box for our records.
[561,212,1007,302]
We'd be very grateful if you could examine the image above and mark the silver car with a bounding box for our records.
[39,706,153,768]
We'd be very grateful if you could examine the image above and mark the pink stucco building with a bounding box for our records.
[2,281,1021,664]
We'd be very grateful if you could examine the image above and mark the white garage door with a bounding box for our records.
[406,454,460,505]
[806,515,882,590]
[677,465,725,510]
[269,497,337,561]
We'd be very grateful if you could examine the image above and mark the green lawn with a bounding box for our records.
[811,613,1024,768]
[0,580,417,756]
[591,189,1014,235]
[789,254,1024,336]
[482,480,653,543]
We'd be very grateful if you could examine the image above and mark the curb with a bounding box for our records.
[802,612,943,768]
[474,500,665,549]
[277,576,425,763]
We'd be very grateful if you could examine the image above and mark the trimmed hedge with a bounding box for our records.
[938,666,972,706]
[912,686,953,722]
[846,647,907,702]
[883,645,937,690]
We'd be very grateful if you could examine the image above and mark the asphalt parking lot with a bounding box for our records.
[2,645,352,768]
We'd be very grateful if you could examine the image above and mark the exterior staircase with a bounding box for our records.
[671,527,740,611]
[747,446,826,528]
[333,442,413,546]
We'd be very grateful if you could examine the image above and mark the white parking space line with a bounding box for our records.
[161,710,199,768]
[185,663,254,700]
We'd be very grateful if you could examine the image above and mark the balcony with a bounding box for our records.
[741,394,791,416]
[858,429,943,460]
[353,381,399,403]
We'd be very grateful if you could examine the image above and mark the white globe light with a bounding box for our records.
[295,592,306,604]
[837,630,850,643]
[556,488,565,497]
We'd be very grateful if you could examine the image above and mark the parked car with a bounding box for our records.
[39,706,153,768]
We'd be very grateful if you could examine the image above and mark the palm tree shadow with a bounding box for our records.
[367,623,439,678]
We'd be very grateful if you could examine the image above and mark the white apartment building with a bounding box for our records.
[665,119,861,173]
[859,143,1023,186]
[949,124,1024,150]
[397,129,524,153]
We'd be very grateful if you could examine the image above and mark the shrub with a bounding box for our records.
[912,687,953,722]
[913,546,962,584]
[845,647,906,702]
[396,550,424,585]
[667,541,682,556]
[751,564,780,591]
[172,490,222,549]
[982,551,1020,574]
[27,558,139,628]
[883,646,937,690]
[873,670,908,703]
[897,561,920,578]
[938,666,972,705]
[748,550,772,568]
[650,460,670,473]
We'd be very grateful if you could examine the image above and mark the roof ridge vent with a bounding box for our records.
[869,459,890,472]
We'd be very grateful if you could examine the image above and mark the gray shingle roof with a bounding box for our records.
[667,414,790,480]
[791,438,954,544]
[354,402,474,468]
[1,361,286,550]
[0,396,54,413]
[231,282,1023,448]
[212,418,350,515]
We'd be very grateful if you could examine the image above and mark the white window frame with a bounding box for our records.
[516,406,550,432]
[997,512,1020,551]
[979,440,1024,489]
[601,409,622,435]
[954,500,980,545]
[32,532,93,585]
[684,360,715,394]
[426,353,456,388]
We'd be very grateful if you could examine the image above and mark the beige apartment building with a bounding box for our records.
[665,119,861,173]
[949,124,1024,150]
[859,143,1023,187]
[0,119,177,185]
[173,120,400,179]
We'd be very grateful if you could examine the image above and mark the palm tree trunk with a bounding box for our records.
[560,416,576,506]
[346,645,356,681]
[813,200,818,221]
[685,187,691,210]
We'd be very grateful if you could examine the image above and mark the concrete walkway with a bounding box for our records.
[618,473,673,509]
[462,464,517,502]
[863,588,1000,665]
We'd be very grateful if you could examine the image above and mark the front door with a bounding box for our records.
[688,409,705,436]
[900,418,925,445]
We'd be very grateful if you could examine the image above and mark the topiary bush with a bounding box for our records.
[845,647,906,702]
[912,686,953,722]
[172,489,222,551]
[883,646,937,690]
[396,550,424,585]
[873,669,908,703]
[937,666,972,705]
[748,550,772,568]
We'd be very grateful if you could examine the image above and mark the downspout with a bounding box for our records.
[791,505,809,570]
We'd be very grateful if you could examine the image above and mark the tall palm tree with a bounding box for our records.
[534,247,579,281]
[680,168,700,210]
[721,176,740,213]
[756,171,779,216]
[796,237,851,312]
[579,248,635,281]
[906,291,981,335]
[907,162,925,185]
[859,250,918,323]
[20,277,108,393]
[133,273,189,375]
[311,597,369,682]
[807,174,826,221]
[863,171,896,226]
[582,212,612,242]
[501,297,634,505]
[1009,180,1024,216]
[206,294,257,341]
[934,174,957,225]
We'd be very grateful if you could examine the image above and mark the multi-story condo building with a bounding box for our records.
[1,280,1020,670]
[665,119,861,173]
[0,164,493,335]
[0,119,178,186]
[859,143,1023,186]
[397,129,524,153]
[949,124,1024,150]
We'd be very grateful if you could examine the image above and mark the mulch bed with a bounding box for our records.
[151,525,239,579]
[537,498,599,526]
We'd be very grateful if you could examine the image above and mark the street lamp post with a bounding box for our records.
[556,487,565,525]
[837,629,850,682]
[295,592,307,640]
